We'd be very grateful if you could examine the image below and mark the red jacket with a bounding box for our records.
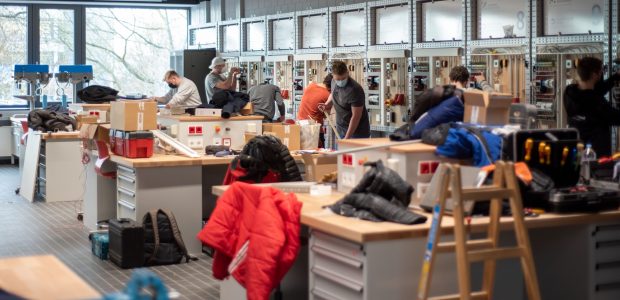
[197,182,303,300]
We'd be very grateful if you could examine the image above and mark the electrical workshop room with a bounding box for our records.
[2,0,620,299]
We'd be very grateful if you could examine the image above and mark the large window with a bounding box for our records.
[40,8,75,103]
[86,8,188,97]
[0,6,28,107]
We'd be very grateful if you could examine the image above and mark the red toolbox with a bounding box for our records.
[123,131,154,158]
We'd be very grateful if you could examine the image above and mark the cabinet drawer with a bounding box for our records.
[312,266,363,300]
[594,282,620,300]
[593,224,620,241]
[595,261,620,285]
[312,245,364,286]
[117,187,136,206]
[117,174,136,191]
[595,240,620,262]
[117,200,136,220]
[117,165,136,179]
[312,231,365,261]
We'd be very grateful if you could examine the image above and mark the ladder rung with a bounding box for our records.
[436,239,494,253]
[460,187,514,201]
[429,291,488,300]
[468,247,523,262]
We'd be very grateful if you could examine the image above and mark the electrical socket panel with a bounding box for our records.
[565,59,573,69]
[187,138,203,149]
[493,59,500,68]
[416,182,431,199]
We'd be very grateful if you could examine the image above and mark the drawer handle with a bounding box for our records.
[596,240,620,249]
[118,200,136,211]
[312,245,363,269]
[312,266,363,293]
[118,187,135,198]
[118,165,136,174]
[595,282,620,292]
[595,261,620,270]
[118,174,136,184]
[311,288,345,300]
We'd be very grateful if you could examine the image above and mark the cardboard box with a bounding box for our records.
[79,123,111,150]
[240,102,253,115]
[196,108,222,116]
[463,90,513,125]
[76,115,98,129]
[110,101,157,131]
[302,154,337,182]
[244,132,258,144]
[263,123,301,150]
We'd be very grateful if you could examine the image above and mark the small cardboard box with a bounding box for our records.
[110,101,157,131]
[244,132,258,143]
[302,154,337,182]
[263,123,301,150]
[79,123,111,150]
[76,115,98,129]
[240,102,253,115]
[463,90,513,125]
[196,108,222,116]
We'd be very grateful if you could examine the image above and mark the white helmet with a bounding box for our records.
[209,57,226,69]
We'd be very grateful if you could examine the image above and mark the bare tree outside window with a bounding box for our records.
[86,8,187,97]
[0,6,27,106]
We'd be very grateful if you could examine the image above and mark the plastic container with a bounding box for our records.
[124,131,154,158]
[581,143,597,184]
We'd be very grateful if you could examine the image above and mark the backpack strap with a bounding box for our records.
[143,209,161,265]
[160,209,194,263]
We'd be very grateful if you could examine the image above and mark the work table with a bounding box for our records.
[38,131,81,140]
[337,137,437,153]
[110,152,308,168]
[158,115,264,122]
[212,185,620,244]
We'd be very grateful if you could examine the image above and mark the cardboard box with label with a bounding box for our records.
[263,123,301,150]
[463,90,513,125]
[76,115,99,129]
[110,101,157,131]
[302,154,337,182]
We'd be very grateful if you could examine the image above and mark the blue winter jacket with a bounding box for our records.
[410,96,464,139]
[435,127,503,167]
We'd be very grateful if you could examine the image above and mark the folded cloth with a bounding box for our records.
[329,193,427,225]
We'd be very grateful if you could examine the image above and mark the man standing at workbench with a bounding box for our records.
[318,61,370,139]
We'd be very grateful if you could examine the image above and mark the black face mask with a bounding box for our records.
[168,83,178,89]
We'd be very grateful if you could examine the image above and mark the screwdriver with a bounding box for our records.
[561,146,569,166]
[524,138,533,162]
[545,145,552,165]
[538,142,546,164]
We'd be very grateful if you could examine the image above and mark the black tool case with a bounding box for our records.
[109,218,144,269]
[548,186,620,213]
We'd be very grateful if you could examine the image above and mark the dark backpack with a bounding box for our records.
[142,209,191,266]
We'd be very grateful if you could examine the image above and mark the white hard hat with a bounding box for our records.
[209,57,226,69]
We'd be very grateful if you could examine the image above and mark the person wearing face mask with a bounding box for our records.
[564,56,620,156]
[318,61,370,139]
[153,70,202,109]
[205,57,240,103]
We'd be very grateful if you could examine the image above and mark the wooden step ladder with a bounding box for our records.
[417,161,541,300]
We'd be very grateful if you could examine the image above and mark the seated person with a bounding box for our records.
[154,70,202,108]
[248,82,285,123]
[205,57,239,103]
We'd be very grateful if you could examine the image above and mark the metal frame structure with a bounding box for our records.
[240,16,267,56]
[185,0,620,138]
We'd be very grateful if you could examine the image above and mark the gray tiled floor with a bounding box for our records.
[0,164,220,299]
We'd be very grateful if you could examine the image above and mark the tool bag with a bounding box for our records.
[142,209,192,266]
[109,218,144,269]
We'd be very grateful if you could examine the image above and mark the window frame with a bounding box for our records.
[0,2,189,109]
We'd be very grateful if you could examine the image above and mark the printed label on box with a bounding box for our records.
[470,106,479,124]
[137,112,144,130]
[283,137,289,146]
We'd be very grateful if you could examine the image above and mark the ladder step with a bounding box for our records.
[436,239,494,253]
[459,187,514,201]
[468,247,524,262]
[429,291,488,300]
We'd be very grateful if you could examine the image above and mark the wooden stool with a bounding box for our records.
[417,161,541,300]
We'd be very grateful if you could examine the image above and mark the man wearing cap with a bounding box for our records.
[154,70,202,108]
[205,57,240,103]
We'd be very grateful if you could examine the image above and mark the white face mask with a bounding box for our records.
[335,78,348,88]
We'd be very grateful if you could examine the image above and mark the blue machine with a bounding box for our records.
[55,65,94,108]
[13,64,51,110]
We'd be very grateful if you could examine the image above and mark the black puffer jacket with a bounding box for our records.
[77,85,118,103]
[231,135,302,183]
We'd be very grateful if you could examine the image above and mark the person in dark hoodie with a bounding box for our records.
[564,57,620,156]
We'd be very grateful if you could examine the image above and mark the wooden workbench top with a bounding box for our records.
[0,255,100,300]
[69,103,111,110]
[38,131,81,140]
[158,115,264,122]
[212,185,620,244]
[111,153,306,168]
[337,138,436,153]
